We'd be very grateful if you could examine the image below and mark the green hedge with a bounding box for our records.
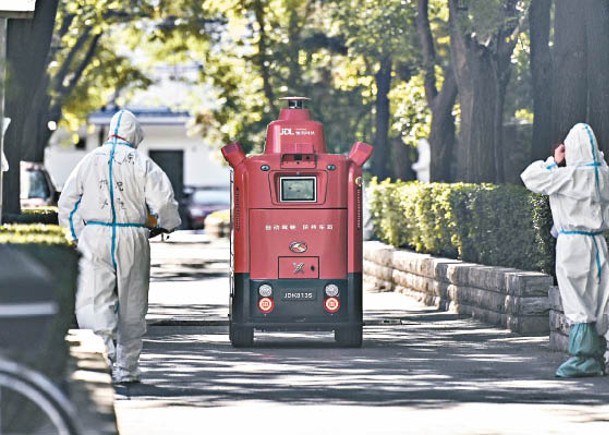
[368,179,556,275]
[3,206,59,225]
[0,224,78,383]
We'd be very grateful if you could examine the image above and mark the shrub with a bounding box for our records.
[368,179,555,275]
[0,223,68,244]
[205,209,230,238]
[3,207,59,225]
[206,209,230,223]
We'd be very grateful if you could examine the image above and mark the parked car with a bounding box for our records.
[20,161,58,208]
[182,186,230,230]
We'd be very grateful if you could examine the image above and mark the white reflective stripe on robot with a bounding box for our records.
[0,302,58,317]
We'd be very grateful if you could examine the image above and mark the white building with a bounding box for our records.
[44,107,230,194]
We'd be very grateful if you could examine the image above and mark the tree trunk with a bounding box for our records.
[494,80,506,183]
[416,0,457,182]
[493,2,519,184]
[585,0,609,153]
[3,0,59,216]
[529,0,553,161]
[448,0,475,182]
[449,0,495,183]
[428,70,457,182]
[449,0,519,184]
[371,56,392,180]
[553,0,587,143]
[253,0,277,115]
[21,75,51,162]
[468,46,497,183]
[389,136,415,181]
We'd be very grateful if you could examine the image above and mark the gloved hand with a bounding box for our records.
[149,227,169,239]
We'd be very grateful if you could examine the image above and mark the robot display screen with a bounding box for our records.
[280,176,317,202]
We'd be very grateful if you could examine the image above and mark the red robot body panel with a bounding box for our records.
[249,209,348,279]
[227,162,249,274]
[347,164,364,274]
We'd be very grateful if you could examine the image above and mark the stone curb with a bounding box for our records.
[66,329,118,435]
[364,241,554,336]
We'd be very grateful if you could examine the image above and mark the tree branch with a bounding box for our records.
[59,31,102,96]
[50,32,102,124]
[51,26,92,94]
[56,12,74,41]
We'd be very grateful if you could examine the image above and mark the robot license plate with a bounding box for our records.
[282,291,316,301]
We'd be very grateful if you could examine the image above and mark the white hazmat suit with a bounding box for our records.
[58,110,181,383]
[521,122,609,377]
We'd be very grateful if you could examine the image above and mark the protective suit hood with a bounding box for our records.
[108,109,144,148]
[564,123,600,167]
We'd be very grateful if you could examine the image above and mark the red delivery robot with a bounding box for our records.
[221,97,373,347]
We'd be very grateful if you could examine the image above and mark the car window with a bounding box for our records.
[21,170,50,199]
[191,190,230,205]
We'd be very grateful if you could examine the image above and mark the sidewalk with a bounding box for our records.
[148,230,229,325]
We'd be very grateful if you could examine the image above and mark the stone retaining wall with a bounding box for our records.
[548,286,569,352]
[363,241,554,336]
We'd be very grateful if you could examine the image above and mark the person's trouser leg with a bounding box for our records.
[75,232,119,365]
[114,292,148,382]
[113,232,150,383]
[556,323,605,377]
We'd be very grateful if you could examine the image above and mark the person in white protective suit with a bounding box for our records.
[58,109,181,383]
[521,122,609,377]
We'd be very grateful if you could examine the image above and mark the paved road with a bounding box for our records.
[114,231,609,435]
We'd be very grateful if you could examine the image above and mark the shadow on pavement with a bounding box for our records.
[151,269,228,281]
[118,317,609,409]
[147,303,228,325]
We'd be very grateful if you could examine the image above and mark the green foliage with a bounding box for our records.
[332,0,418,63]
[390,73,431,147]
[168,0,379,153]
[3,208,60,225]
[0,224,69,245]
[528,193,556,275]
[51,0,157,135]
[207,209,230,222]
[47,0,535,183]
[368,178,409,248]
[122,0,425,156]
[506,31,532,122]
[331,0,422,149]
[368,178,555,274]
[458,0,528,42]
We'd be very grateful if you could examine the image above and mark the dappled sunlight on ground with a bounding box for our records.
[115,322,609,409]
